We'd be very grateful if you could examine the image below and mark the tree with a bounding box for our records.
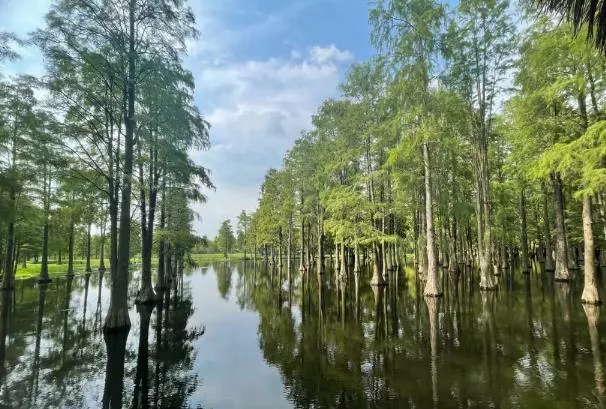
[216,220,235,259]
[36,0,200,330]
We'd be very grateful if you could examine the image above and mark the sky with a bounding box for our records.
[0,0,374,238]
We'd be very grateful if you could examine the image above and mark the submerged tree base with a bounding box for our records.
[135,286,157,305]
[37,277,52,284]
[370,273,387,286]
[103,308,131,333]
[582,285,602,305]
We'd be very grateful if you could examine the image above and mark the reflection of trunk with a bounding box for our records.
[481,292,497,394]
[62,278,73,359]
[552,172,570,281]
[372,286,385,341]
[581,196,601,304]
[153,294,164,408]
[32,285,47,397]
[423,142,441,297]
[82,273,90,332]
[102,332,128,409]
[426,297,439,408]
[132,304,154,409]
[583,304,605,407]
[520,189,530,274]
[0,290,10,383]
[354,270,360,321]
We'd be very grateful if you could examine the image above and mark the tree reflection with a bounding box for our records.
[133,303,154,409]
[102,331,128,409]
[152,283,204,408]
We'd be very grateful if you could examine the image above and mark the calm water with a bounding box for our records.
[0,262,605,408]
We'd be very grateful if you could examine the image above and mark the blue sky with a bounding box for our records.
[0,0,374,237]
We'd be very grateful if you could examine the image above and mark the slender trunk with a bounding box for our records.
[86,223,92,273]
[552,172,570,281]
[99,213,106,273]
[2,203,15,291]
[67,219,75,278]
[542,189,555,271]
[317,204,324,275]
[581,196,600,304]
[104,0,135,331]
[299,215,306,272]
[287,221,292,274]
[423,142,441,297]
[39,164,51,282]
[520,189,530,274]
[340,242,346,276]
[157,172,167,290]
[370,241,385,286]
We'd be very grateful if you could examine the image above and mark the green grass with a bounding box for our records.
[15,258,143,280]
[190,253,245,262]
[15,253,246,279]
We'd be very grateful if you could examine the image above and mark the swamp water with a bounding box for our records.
[0,262,604,408]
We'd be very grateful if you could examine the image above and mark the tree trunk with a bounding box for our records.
[67,219,75,278]
[317,206,324,275]
[340,243,346,276]
[299,216,306,272]
[423,142,441,297]
[157,181,166,290]
[104,0,135,331]
[99,214,106,273]
[581,196,600,304]
[86,223,92,273]
[520,189,530,274]
[2,209,15,291]
[542,189,555,271]
[39,166,51,283]
[552,172,570,281]
[287,221,292,274]
[370,241,385,286]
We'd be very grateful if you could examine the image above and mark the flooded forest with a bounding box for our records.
[2,0,606,408]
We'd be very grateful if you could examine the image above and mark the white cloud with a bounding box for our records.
[309,44,354,64]
[189,45,353,236]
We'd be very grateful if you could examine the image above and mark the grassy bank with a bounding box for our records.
[14,253,247,279]
[191,253,245,262]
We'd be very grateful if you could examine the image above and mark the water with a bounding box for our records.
[0,262,605,408]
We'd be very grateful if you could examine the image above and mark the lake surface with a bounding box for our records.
[0,262,605,408]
